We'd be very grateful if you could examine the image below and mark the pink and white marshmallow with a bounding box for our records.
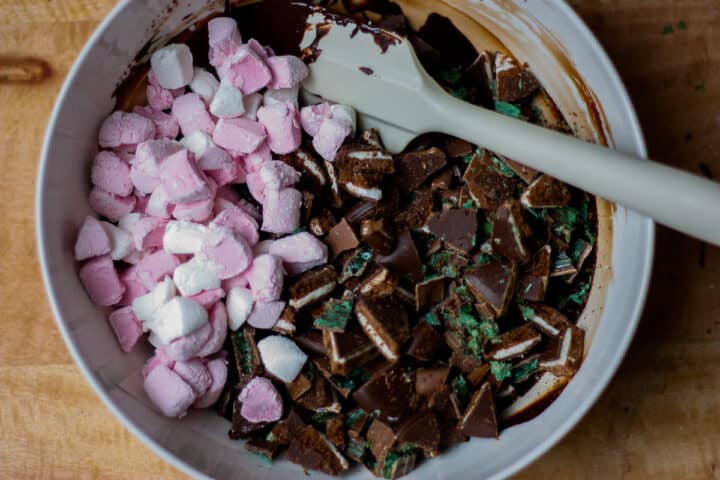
[238,377,284,423]
[256,103,301,154]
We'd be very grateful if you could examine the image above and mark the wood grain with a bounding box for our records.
[1,1,718,479]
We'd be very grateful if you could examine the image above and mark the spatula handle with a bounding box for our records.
[427,89,720,246]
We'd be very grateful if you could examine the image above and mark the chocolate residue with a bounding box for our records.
[0,56,51,83]
[233,0,311,56]
[359,66,374,75]
[302,22,331,64]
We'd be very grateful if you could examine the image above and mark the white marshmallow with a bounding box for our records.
[242,93,263,121]
[210,78,245,119]
[118,212,142,232]
[257,335,308,383]
[148,332,165,347]
[173,256,221,296]
[152,296,208,344]
[331,104,357,136]
[226,286,254,331]
[132,276,176,326]
[150,44,194,90]
[181,131,216,156]
[100,221,135,261]
[263,86,299,108]
[189,67,220,104]
[146,185,172,219]
[163,220,209,254]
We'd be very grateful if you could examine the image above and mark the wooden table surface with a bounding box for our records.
[1,0,719,478]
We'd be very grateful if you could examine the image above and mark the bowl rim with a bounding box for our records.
[36,1,655,479]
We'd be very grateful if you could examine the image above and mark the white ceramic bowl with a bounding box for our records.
[37,1,654,479]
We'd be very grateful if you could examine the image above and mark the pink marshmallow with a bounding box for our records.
[193,357,228,408]
[98,111,156,150]
[258,160,301,191]
[144,365,196,418]
[247,301,285,329]
[221,272,249,292]
[173,359,212,396]
[237,199,262,222]
[238,377,283,423]
[165,321,213,362]
[313,117,352,162]
[252,240,275,256]
[118,264,149,306]
[300,102,332,136]
[206,158,243,187]
[246,254,284,302]
[108,306,143,353]
[198,146,233,171]
[135,250,181,289]
[142,348,175,378]
[79,254,125,306]
[195,302,228,358]
[257,103,301,155]
[133,106,180,140]
[172,177,217,223]
[134,193,150,215]
[211,205,259,246]
[268,232,328,274]
[246,38,269,59]
[91,151,132,196]
[160,149,212,204]
[89,187,136,222]
[216,185,241,204]
[202,228,252,279]
[172,93,216,136]
[75,216,111,261]
[213,117,267,154]
[221,45,272,94]
[261,188,302,234]
[146,185,173,219]
[245,172,266,204]
[243,143,272,173]
[267,55,309,89]
[208,17,242,68]
[131,139,183,194]
[187,288,226,309]
[147,83,175,111]
[131,216,168,250]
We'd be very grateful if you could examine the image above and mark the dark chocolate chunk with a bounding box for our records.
[486,324,542,361]
[360,217,396,255]
[502,155,540,184]
[450,350,485,376]
[367,410,440,463]
[313,298,353,332]
[396,147,447,193]
[289,265,338,310]
[426,208,479,253]
[280,147,327,190]
[377,230,424,285]
[521,302,571,337]
[491,199,532,263]
[297,372,338,413]
[444,138,474,158]
[500,372,568,426]
[462,149,520,211]
[520,174,572,208]
[539,326,584,377]
[295,329,327,357]
[459,382,498,438]
[396,188,434,230]
[356,296,410,362]
[467,363,491,386]
[415,275,446,312]
[244,437,281,460]
[464,259,518,317]
[326,414,346,450]
[323,318,379,375]
[353,362,418,422]
[405,321,446,362]
[430,167,455,191]
[517,245,551,302]
[438,418,469,448]
[326,217,360,258]
[415,366,450,397]
[460,53,494,108]
[494,53,540,102]
[309,209,337,237]
[346,188,401,224]
[231,327,262,389]
[286,425,350,475]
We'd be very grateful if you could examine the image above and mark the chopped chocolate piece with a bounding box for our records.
[295,329,327,357]
[313,298,353,332]
[517,245,551,302]
[309,209,337,237]
[428,249,470,278]
[353,362,418,422]
[338,246,374,283]
[360,128,384,149]
[450,351,485,376]
[567,239,593,283]
[326,414,346,450]
[415,366,450,397]
[301,190,315,224]
[280,147,327,190]
[396,189,434,230]
[271,409,308,446]
[377,230,424,285]
[467,363,491,386]
[336,144,395,176]
[356,296,409,362]
[229,400,271,440]
[462,149,520,211]
[341,171,385,202]
[287,367,314,401]
[297,372,337,412]
[287,425,350,475]
[323,319,379,375]
[444,138,474,158]
[550,251,577,277]
[367,417,397,463]
[500,372,568,426]
[272,305,297,336]
[460,52,495,108]
[539,326,584,377]
[396,147,447,193]
[231,327,262,389]
[494,53,540,102]
[405,321,445,362]
[438,188,462,210]
[426,208,479,253]
[464,259,518,317]
[521,174,571,208]
[367,410,440,463]
[415,276,446,312]
[486,324,542,361]
[521,303,571,337]
[358,265,398,299]
[424,237,444,257]
[443,330,464,355]
[501,156,540,184]
[376,450,417,480]
[491,199,532,263]
[244,437,281,460]
[438,418,469,448]
[289,265,338,310]
[324,160,345,208]
[360,217,396,255]
[511,354,539,384]
[530,88,570,132]
[326,218,360,258]
[215,382,236,420]
[394,286,416,307]
[459,382,498,438]
[345,187,401,224]
[430,167,454,191]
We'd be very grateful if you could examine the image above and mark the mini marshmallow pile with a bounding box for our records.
[74,16,354,419]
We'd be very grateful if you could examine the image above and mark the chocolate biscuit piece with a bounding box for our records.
[326,414,346,450]
[324,160,345,208]
[464,259,518,317]
[491,199,532,263]
[338,246,374,283]
[539,326,584,377]
[323,319,379,375]
[430,167,454,191]
[287,367,314,400]
[336,144,395,176]
[280,147,327,190]
[426,208,479,254]
[520,174,572,208]
[459,382,498,438]
[231,327,262,389]
[486,324,542,361]
[415,366,450,397]
[356,296,410,361]
[360,217,396,255]
[272,305,297,336]
[521,303,571,337]
[406,321,445,362]
[501,156,540,184]
[494,52,540,102]
[309,209,337,237]
[444,138,474,158]
[269,409,307,446]
[415,276,446,312]
[396,188,434,229]
[326,217,360,258]
[396,147,447,193]
[286,425,350,475]
[313,298,353,332]
[517,245,551,302]
[377,230,424,285]
[358,265,398,298]
[353,362,418,422]
[244,437,281,460]
[500,372,569,426]
[289,265,338,310]
[341,171,385,202]
[462,149,520,210]
[360,128,384,148]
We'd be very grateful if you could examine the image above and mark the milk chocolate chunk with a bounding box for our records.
[450,350,485,376]
[444,138,474,158]
[296,329,327,357]
[491,199,532,263]
[377,230,424,285]
[396,147,447,193]
[338,246,374,283]
[430,167,454,191]
[360,217,396,255]
[501,156,540,184]
[426,208,479,253]
[517,245,551,302]
[353,363,418,422]
[289,265,338,310]
[356,296,409,361]
[464,259,518,317]
[500,372,568,426]
[309,209,337,237]
[313,298,353,332]
[287,367,314,400]
[272,305,297,336]
[297,372,337,412]
[494,53,540,102]
[467,363,491,386]
[231,327,262,389]
[396,189,434,229]
[244,437,281,460]
[539,326,584,377]
[280,147,327,189]
[415,276,446,312]
[367,410,440,462]
[521,174,572,208]
[326,414,346,450]
[287,425,350,475]
[406,321,445,362]
[326,218,360,258]
[438,419,469,448]
[486,324,542,361]
[459,382,498,438]
[521,303,571,337]
[324,319,379,375]
[416,366,450,397]
[463,149,520,210]
[358,265,398,299]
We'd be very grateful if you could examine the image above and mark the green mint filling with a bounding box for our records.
[479,319,500,343]
[344,408,366,428]
[453,375,469,403]
[310,411,333,429]
[662,23,674,34]
[346,439,365,458]
[455,285,473,303]
[520,305,535,322]
[462,199,476,209]
[490,361,513,381]
[491,156,516,177]
[347,247,373,275]
[421,311,441,326]
[512,358,538,381]
[494,101,522,118]
[314,299,353,330]
[234,331,254,375]
[677,20,687,30]
[567,282,590,305]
